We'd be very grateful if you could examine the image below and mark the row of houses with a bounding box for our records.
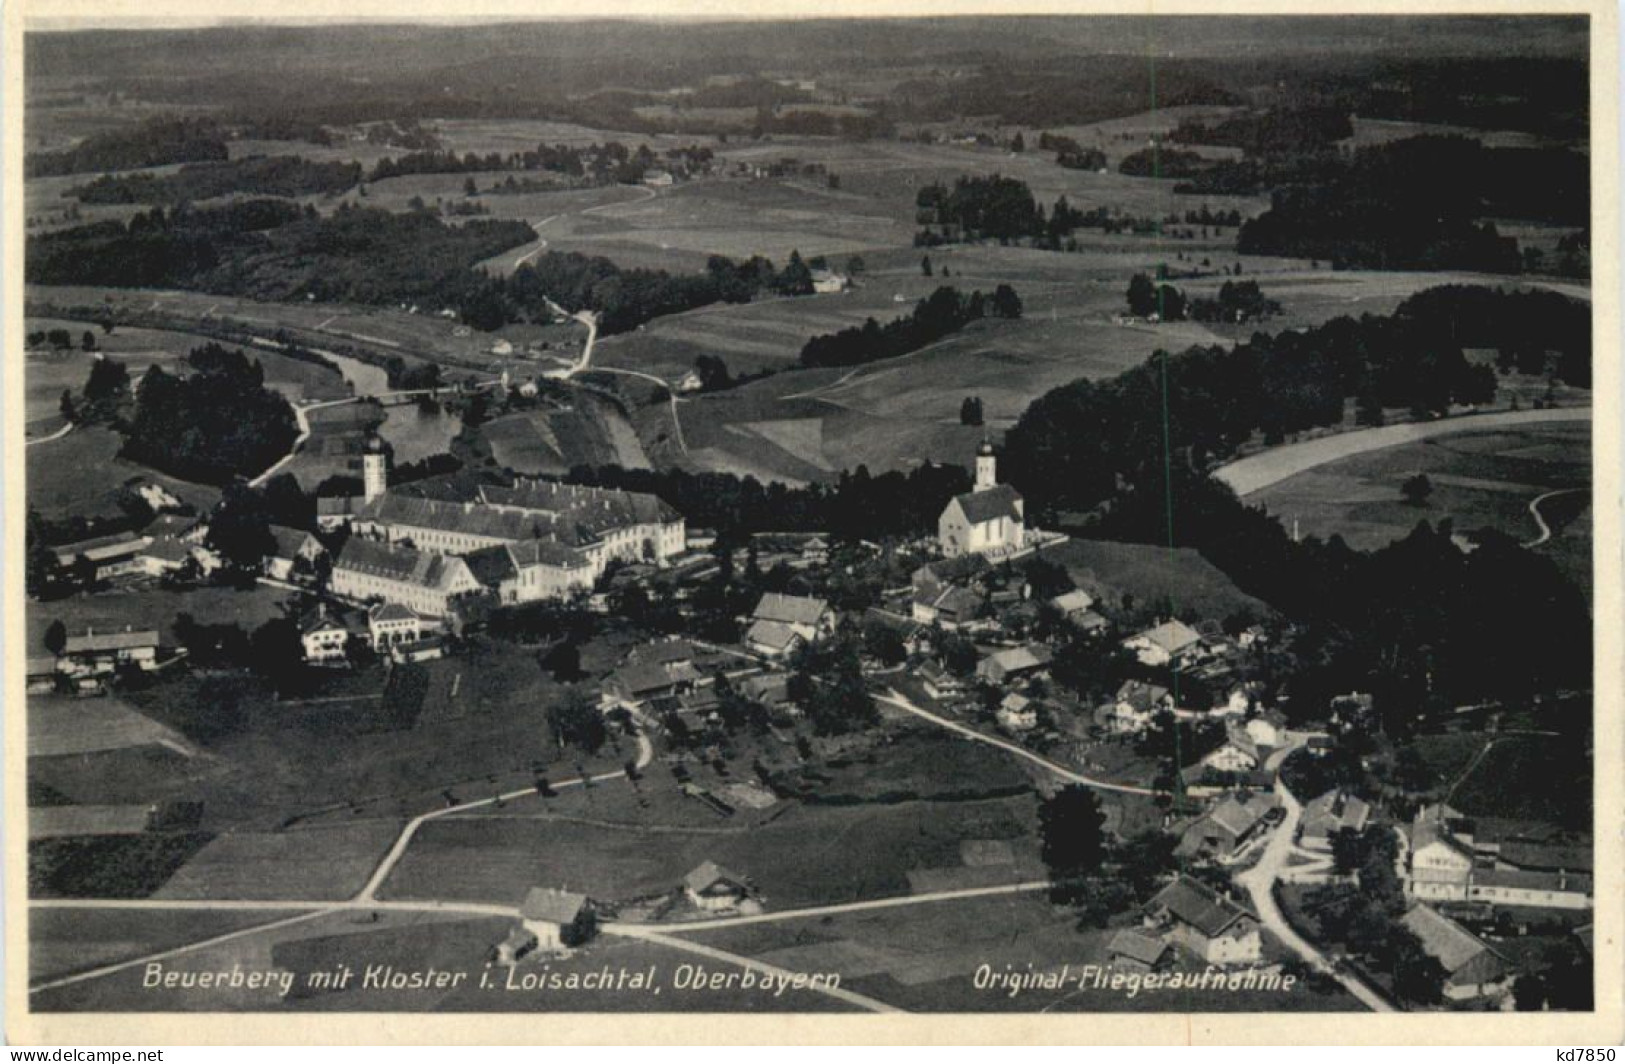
[1402,803,1593,911]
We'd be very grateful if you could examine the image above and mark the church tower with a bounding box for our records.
[975,438,997,492]
[362,433,390,503]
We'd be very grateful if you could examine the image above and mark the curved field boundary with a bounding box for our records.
[1213,407,1591,498]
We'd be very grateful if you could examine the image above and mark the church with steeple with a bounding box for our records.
[937,438,1025,557]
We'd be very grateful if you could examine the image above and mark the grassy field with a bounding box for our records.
[153,820,405,901]
[1249,422,1591,592]
[1032,538,1273,622]
[481,392,648,475]
[29,907,288,985]
[380,792,1041,911]
[26,583,293,654]
[28,696,201,759]
[26,423,225,522]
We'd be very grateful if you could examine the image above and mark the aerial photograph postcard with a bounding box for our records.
[8,2,1615,1041]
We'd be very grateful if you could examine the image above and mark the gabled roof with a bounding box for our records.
[915,584,983,618]
[520,886,588,924]
[1115,679,1171,712]
[1497,840,1593,873]
[745,618,802,653]
[267,525,317,559]
[753,592,830,627]
[1208,793,1277,839]
[63,628,159,654]
[1473,867,1591,895]
[627,639,697,667]
[463,544,518,587]
[1107,929,1171,966]
[983,644,1052,673]
[299,610,348,636]
[1000,692,1032,713]
[1127,619,1203,656]
[949,483,1023,526]
[608,662,681,697]
[139,537,192,563]
[52,532,149,564]
[1147,875,1257,938]
[1401,904,1505,982]
[368,602,421,624]
[683,860,749,894]
[1050,589,1095,614]
[1300,790,1371,840]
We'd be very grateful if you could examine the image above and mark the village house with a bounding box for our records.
[1100,679,1173,734]
[1121,618,1203,668]
[1049,588,1094,618]
[264,526,326,582]
[1244,708,1291,747]
[136,536,192,578]
[367,602,433,650]
[745,592,835,658]
[27,656,58,694]
[918,660,966,701]
[519,887,593,952]
[810,268,849,294]
[938,441,1025,558]
[603,659,701,708]
[682,861,759,913]
[1143,875,1262,965]
[1199,722,1263,774]
[911,582,986,629]
[58,626,160,677]
[493,926,538,967]
[996,692,1039,732]
[299,608,357,665]
[975,643,1052,685]
[1298,790,1372,852]
[1105,930,1173,974]
[1402,805,1593,909]
[1176,792,1280,861]
[1400,904,1512,1003]
[330,537,481,618]
[1404,807,1476,903]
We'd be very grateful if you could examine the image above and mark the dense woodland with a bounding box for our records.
[69,156,362,205]
[121,343,299,484]
[798,284,1022,369]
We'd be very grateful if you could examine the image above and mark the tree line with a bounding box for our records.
[68,156,362,205]
[798,284,1021,370]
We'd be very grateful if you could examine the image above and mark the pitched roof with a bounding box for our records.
[950,483,1023,525]
[1107,930,1171,966]
[1129,619,1203,656]
[745,618,802,653]
[368,602,421,624]
[607,662,681,697]
[1147,876,1257,938]
[1115,679,1171,712]
[683,860,748,894]
[1051,589,1095,613]
[915,584,984,618]
[52,532,149,564]
[984,644,1052,673]
[334,537,458,590]
[520,886,588,924]
[140,537,192,563]
[1300,790,1371,840]
[300,610,348,636]
[267,525,317,559]
[627,640,697,667]
[1473,867,1591,895]
[463,544,518,587]
[1497,840,1593,873]
[1208,793,1277,839]
[753,592,830,627]
[1401,904,1504,981]
[63,628,159,654]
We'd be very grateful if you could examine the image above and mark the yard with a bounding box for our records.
[1032,538,1273,622]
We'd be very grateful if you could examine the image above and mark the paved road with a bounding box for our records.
[1234,781,1392,1013]
[1213,407,1591,498]
[876,689,1162,797]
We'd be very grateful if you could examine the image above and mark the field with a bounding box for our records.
[1032,538,1273,622]
[26,424,223,521]
[28,695,201,760]
[480,392,649,476]
[30,907,289,985]
[152,821,405,901]
[380,790,1041,911]
[1248,421,1592,593]
[26,583,293,654]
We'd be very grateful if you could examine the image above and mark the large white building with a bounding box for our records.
[938,441,1025,557]
[324,439,685,610]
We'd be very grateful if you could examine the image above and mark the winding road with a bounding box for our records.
[1523,487,1587,547]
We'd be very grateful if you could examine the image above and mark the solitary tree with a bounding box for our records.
[1039,785,1106,902]
[1401,473,1434,506]
[959,396,984,426]
[921,254,933,278]
[1126,273,1157,318]
[43,619,67,656]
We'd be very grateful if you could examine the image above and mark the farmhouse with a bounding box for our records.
[1400,904,1512,1003]
[1404,808,1475,903]
[746,593,834,657]
[519,887,593,952]
[810,268,849,294]
[1176,793,1279,860]
[299,608,356,665]
[1105,930,1172,974]
[1199,723,1262,773]
[367,603,433,649]
[1402,804,1594,909]
[1101,679,1173,734]
[682,861,758,913]
[938,441,1025,558]
[910,583,985,629]
[330,537,481,618]
[1298,790,1372,851]
[1122,619,1203,668]
[136,536,192,577]
[264,526,326,582]
[996,692,1039,732]
[59,626,160,676]
[975,644,1051,684]
[1143,875,1262,965]
[51,531,151,581]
